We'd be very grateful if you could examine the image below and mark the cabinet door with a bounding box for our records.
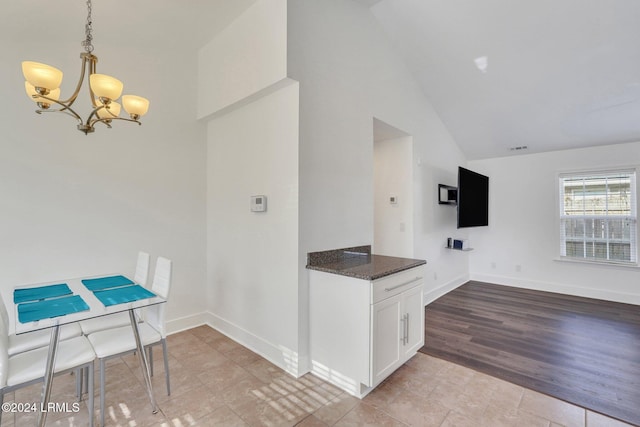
[371,294,402,386]
[401,284,424,359]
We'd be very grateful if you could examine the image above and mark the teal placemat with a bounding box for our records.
[18,295,89,323]
[13,283,72,304]
[93,284,156,307]
[82,275,134,291]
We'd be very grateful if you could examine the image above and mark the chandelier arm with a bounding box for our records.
[90,116,142,127]
[85,103,108,125]
[92,119,113,129]
[56,53,98,108]
[87,54,99,108]
[31,94,83,123]
[35,108,85,122]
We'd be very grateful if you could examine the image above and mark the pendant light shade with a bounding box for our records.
[90,74,124,102]
[22,61,63,92]
[122,95,150,118]
[96,101,121,119]
[25,82,60,103]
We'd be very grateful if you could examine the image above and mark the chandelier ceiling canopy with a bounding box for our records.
[21,0,149,135]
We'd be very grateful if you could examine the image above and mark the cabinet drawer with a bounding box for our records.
[371,266,424,304]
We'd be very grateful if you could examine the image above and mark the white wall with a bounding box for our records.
[206,81,300,374]
[0,41,208,330]
[197,0,287,118]
[201,0,470,377]
[374,136,414,258]
[288,0,469,307]
[468,141,640,304]
[198,0,303,375]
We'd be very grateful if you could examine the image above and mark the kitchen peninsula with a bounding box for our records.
[307,246,426,397]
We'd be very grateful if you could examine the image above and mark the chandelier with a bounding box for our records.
[21,0,149,135]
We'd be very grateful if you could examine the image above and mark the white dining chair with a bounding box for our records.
[79,251,150,335]
[87,256,172,427]
[0,296,96,427]
[0,289,82,356]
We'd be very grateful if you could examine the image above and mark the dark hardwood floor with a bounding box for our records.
[420,281,640,426]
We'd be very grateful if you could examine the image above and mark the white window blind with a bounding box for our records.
[559,170,637,265]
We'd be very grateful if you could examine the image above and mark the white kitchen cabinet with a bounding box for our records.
[371,281,424,386]
[370,293,402,385]
[309,265,424,398]
[401,283,425,356]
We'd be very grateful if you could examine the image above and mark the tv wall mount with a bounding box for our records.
[438,184,457,205]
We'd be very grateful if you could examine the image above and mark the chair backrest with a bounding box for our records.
[151,257,171,299]
[0,294,10,388]
[0,293,9,335]
[134,251,150,287]
[146,257,172,337]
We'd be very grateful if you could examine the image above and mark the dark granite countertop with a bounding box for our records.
[306,245,426,280]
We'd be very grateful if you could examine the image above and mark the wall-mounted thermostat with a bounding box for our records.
[251,195,267,212]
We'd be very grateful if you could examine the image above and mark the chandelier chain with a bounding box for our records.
[82,0,94,53]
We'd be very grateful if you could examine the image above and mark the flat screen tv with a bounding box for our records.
[457,166,489,228]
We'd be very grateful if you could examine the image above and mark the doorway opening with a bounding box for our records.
[373,118,414,257]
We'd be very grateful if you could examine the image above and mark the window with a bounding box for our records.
[559,170,637,265]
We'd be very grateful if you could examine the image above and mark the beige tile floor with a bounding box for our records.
[1,325,635,427]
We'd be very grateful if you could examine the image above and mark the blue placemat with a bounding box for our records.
[93,284,157,307]
[13,283,72,304]
[17,295,89,323]
[82,275,134,291]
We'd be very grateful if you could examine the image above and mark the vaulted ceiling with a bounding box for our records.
[5,1,640,160]
[357,0,640,159]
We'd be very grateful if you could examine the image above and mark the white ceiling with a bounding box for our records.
[0,0,257,49]
[359,0,640,159]
[5,0,640,160]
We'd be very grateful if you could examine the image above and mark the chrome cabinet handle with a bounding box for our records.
[400,313,409,345]
[384,277,423,292]
[405,313,409,345]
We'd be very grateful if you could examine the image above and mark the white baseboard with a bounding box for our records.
[164,310,308,377]
[165,311,209,335]
[201,311,304,378]
[470,273,640,305]
[423,273,469,305]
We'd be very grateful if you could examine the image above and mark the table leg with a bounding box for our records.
[37,324,60,427]
[129,309,158,413]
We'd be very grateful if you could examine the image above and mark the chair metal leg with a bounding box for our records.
[84,365,89,395]
[148,346,154,377]
[100,358,106,427]
[76,368,84,402]
[88,361,94,427]
[162,338,171,396]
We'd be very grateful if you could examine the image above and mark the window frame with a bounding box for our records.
[557,167,638,267]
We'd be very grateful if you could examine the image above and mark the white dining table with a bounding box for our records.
[5,273,166,427]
